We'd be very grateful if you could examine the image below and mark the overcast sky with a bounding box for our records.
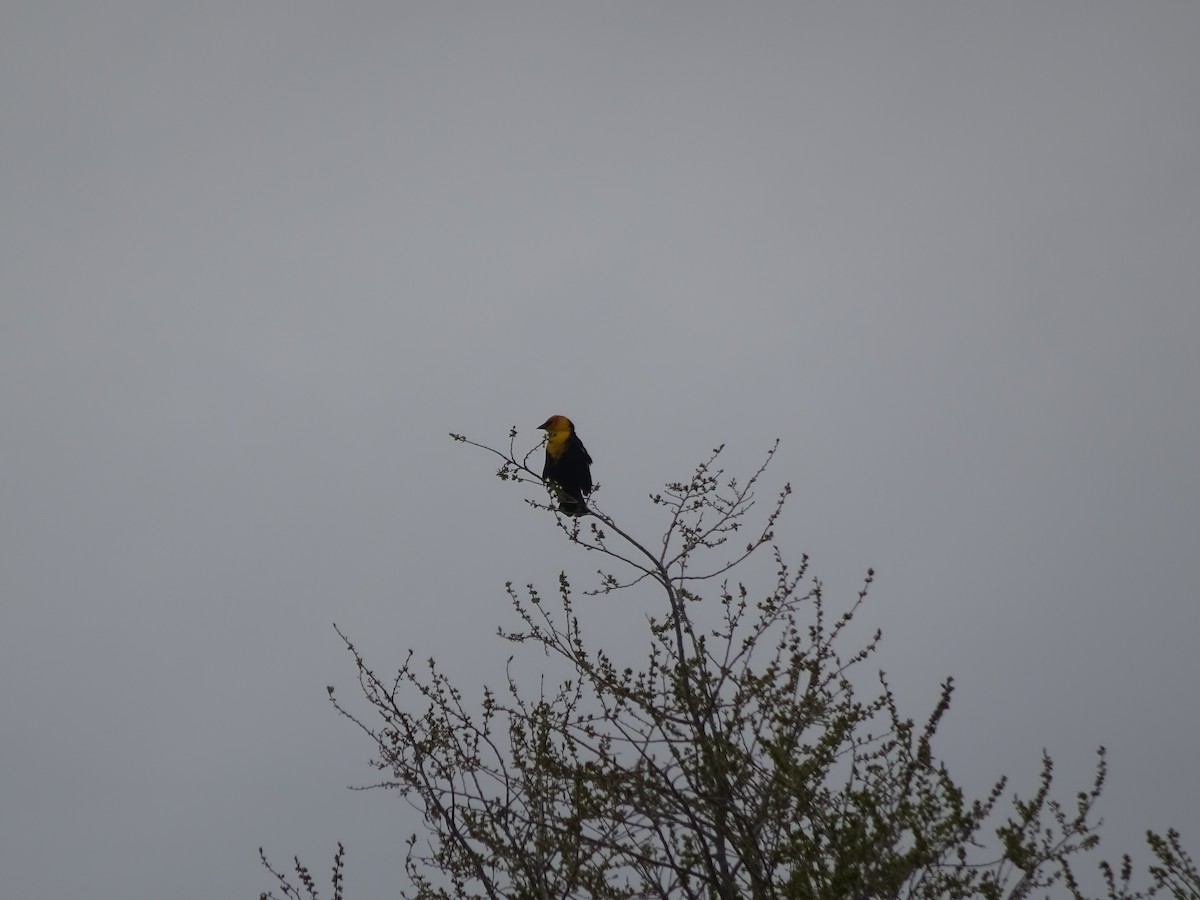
[3,4,1198,898]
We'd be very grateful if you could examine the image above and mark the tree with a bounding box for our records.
[261,429,1197,900]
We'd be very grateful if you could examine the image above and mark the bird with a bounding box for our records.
[538,415,593,515]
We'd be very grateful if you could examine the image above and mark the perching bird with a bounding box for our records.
[538,415,593,515]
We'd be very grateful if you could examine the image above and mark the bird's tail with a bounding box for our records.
[558,497,587,516]
[548,483,588,517]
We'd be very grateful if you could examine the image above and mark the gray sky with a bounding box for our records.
[3,4,1198,898]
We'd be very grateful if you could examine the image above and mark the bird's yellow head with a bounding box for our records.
[538,415,574,437]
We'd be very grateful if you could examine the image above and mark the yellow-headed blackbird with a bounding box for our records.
[538,415,593,515]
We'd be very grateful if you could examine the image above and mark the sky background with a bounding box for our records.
[3,4,1198,898]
